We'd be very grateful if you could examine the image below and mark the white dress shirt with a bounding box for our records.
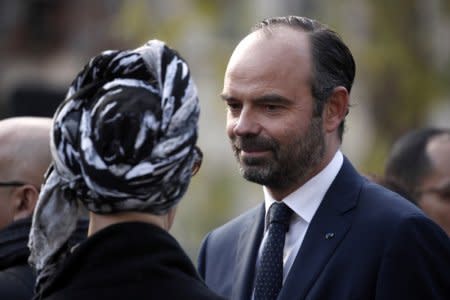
[256,150,344,282]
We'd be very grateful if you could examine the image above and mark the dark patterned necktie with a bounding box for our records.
[254,202,293,300]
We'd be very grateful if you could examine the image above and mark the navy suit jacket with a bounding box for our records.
[198,158,450,299]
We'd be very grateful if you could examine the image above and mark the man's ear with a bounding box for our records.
[12,184,39,221]
[323,86,349,133]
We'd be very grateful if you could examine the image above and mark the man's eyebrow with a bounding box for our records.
[434,181,450,192]
[219,93,292,105]
[253,94,292,105]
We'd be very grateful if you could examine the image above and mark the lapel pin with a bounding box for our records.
[325,232,335,240]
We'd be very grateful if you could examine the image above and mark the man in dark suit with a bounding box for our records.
[198,16,450,300]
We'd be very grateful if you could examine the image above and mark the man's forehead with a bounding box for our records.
[427,133,450,170]
[227,27,311,74]
[239,26,309,51]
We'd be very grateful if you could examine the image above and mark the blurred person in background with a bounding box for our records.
[198,16,450,300]
[0,117,88,300]
[384,127,450,236]
[28,40,224,300]
[0,117,52,300]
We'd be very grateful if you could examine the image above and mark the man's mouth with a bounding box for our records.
[233,137,276,159]
[236,146,272,159]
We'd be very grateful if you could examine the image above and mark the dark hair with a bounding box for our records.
[252,16,355,141]
[384,128,450,203]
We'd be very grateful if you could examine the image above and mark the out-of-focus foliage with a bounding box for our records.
[360,0,450,173]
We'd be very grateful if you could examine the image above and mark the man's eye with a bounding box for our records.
[227,103,241,110]
[265,104,280,112]
[439,187,450,200]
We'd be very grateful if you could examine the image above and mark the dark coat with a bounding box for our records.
[198,158,450,300]
[40,222,225,300]
[0,218,87,300]
[0,218,35,300]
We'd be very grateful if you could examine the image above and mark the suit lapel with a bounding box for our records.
[279,158,361,300]
[232,204,265,300]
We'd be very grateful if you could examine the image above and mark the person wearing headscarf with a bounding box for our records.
[28,39,225,300]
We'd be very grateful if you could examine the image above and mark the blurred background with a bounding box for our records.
[0,0,449,259]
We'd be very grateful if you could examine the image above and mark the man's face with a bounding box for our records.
[417,134,450,236]
[221,27,326,199]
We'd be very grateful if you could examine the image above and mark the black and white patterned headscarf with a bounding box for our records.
[28,39,200,292]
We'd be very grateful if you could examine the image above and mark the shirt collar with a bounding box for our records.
[263,150,343,225]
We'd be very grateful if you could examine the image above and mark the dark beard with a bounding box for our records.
[231,116,325,190]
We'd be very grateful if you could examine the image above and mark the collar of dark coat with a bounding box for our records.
[0,217,32,270]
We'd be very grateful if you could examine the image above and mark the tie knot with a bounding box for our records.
[268,202,292,228]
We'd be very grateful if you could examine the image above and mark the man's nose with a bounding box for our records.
[232,108,261,137]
